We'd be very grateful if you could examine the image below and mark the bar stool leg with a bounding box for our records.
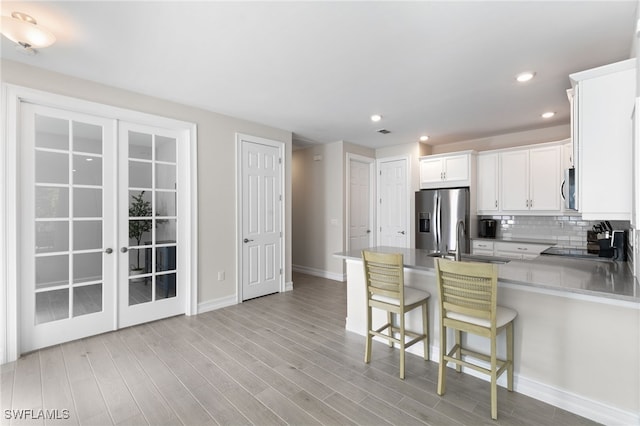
[437,322,447,395]
[365,304,372,363]
[507,322,514,391]
[422,303,429,361]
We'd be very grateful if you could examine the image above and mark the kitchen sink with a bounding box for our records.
[427,252,510,264]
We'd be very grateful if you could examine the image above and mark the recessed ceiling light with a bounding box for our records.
[516,71,536,83]
[370,114,382,122]
[419,135,429,142]
[541,111,555,119]
[85,157,93,161]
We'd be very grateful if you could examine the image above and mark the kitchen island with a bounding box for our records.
[335,246,639,425]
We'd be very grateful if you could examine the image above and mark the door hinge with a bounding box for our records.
[279,194,282,201]
[379,198,382,204]
[280,268,283,275]
[280,231,282,237]
[379,170,382,175]
[279,157,282,164]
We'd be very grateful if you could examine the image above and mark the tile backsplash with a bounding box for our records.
[479,215,631,250]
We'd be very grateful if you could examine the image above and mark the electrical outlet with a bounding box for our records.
[217,271,225,281]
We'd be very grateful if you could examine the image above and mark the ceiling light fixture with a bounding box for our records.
[541,111,555,119]
[516,71,536,83]
[1,11,56,54]
[370,114,382,122]
[419,135,429,142]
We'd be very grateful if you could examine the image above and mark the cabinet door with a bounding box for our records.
[579,67,635,220]
[500,150,529,211]
[419,157,443,184]
[529,146,561,211]
[477,153,499,212]
[443,154,469,182]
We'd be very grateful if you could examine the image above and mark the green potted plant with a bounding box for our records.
[129,191,153,276]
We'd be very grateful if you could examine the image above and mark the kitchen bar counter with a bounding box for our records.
[335,246,639,423]
[335,246,639,304]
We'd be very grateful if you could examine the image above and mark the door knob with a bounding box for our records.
[105,248,113,254]
[120,247,128,253]
[243,238,254,243]
[366,230,371,234]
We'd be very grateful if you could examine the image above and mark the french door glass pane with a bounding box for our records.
[35,115,68,150]
[36,221,69,254]
[129,161,152,189]
[73,122,102,154]
[129,131,152,160]
[156,191,176,217]
[156,164,176,190]
[156,136,176,162]
[73,188,102,217]
[73,284,102,317]
[36,187,69,218]
[36,289,69,324]
[36,255,68,290]
[128,191,152,216]
[156,273,176,299]
[128,247,151,275]
[36,151,68,184]
[73,221,103,250]
[73,252,102,284]
[73,154,102,186]
[157,219,177,242]
[129,279,152,305]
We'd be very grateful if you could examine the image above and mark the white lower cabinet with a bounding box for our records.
[472,239,551,260]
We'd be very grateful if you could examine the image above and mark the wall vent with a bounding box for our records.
[377,128,391,134]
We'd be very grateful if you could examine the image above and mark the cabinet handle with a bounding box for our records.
[530,199,533,208]
[517,247,528,251]
[478,244,487,248]
[443,171,446,180]
[495,200,498,208]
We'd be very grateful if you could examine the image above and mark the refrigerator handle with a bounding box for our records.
[435,194,440,249]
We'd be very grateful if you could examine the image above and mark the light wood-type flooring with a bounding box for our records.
[1,272,599,425]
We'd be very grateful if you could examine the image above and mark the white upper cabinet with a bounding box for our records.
[477,153,499,212]
[498,144,562,213]
[570,59,636,220]
[419,151,474,189]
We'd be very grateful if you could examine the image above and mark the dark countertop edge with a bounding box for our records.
[334,250,640,306]
[471,237,557,245]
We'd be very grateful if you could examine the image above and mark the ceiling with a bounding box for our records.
[1,1,637,149]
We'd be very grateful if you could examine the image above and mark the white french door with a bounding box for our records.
[19,104,188,352]
[118,123,185,327]
[20,103,117,352]
[239,136,283,301]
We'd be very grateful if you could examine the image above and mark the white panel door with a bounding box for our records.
[118,123,185,327]
[378,158,409,247]
[348,157,374,251]
[241,139,282,300]
[20,103,116,353]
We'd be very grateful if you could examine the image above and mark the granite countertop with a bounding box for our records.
[471,237,557,245]
[335,246,639,304]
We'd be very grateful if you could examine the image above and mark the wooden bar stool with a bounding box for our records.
[434,258,517,420]
[362,250,430,379]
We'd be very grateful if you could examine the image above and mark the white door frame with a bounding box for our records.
[346,153,376,251]
[376,155,412,248]
[1,84,198,363]
[235,133,286,303]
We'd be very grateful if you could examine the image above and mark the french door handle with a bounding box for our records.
[243,238,254,243]
[120,247,128,253]
[105,248,113,254]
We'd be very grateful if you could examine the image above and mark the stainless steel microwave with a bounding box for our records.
[562,168,577,210]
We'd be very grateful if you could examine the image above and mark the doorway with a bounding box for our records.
[347,153,375,251]
[4,86,197,359]
[237,134,285,301]
[377,156,410,247]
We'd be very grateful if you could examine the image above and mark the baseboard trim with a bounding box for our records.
[345,322,638,425]
[285,281,293,292]
[292,264,345,282]
[197,295,237,314]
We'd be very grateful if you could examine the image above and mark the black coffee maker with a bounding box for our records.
[479,219,497,238]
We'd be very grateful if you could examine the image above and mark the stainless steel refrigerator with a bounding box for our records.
[415,188,470,253]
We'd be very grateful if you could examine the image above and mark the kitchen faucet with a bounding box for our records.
[455,220,465,261]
